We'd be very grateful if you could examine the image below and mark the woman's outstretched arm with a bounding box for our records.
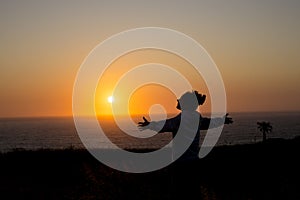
[200,114,233,130]
[138,114,181,133]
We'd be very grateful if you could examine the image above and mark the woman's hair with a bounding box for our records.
[194,90,206,105]
[176,90,206,111]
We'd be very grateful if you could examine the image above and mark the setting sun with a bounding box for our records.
[107,96,114,103]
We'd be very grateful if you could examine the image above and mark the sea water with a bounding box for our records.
[0,112,299,152]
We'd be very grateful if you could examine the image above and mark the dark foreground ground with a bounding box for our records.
[1,137,300,200]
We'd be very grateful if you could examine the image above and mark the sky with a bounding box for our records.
[1,0,300,117]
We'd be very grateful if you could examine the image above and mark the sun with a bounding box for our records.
[107,96,114,103]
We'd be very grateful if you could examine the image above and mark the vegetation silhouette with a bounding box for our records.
[257,121,273,143]
[2,137,300,199]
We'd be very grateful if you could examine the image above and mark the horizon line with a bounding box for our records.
[1,110,300,119]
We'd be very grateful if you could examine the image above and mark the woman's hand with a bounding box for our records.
[138,116,150,127]
[224,113,233,124]
[138,117,150,131]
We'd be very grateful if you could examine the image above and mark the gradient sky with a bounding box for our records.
[1,0,300,117]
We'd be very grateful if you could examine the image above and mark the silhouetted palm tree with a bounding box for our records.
[257,121,273,143]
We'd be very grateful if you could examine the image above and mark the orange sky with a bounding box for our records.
[95,49,210,116]
[1,1,300,117]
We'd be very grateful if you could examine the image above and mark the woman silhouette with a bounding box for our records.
[138,90,232,162]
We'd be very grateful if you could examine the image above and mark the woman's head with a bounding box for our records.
[176,91,206,111]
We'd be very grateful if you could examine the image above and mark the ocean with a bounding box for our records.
[0,112,299,153]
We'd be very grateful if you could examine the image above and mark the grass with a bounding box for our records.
[0,137,300,199]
